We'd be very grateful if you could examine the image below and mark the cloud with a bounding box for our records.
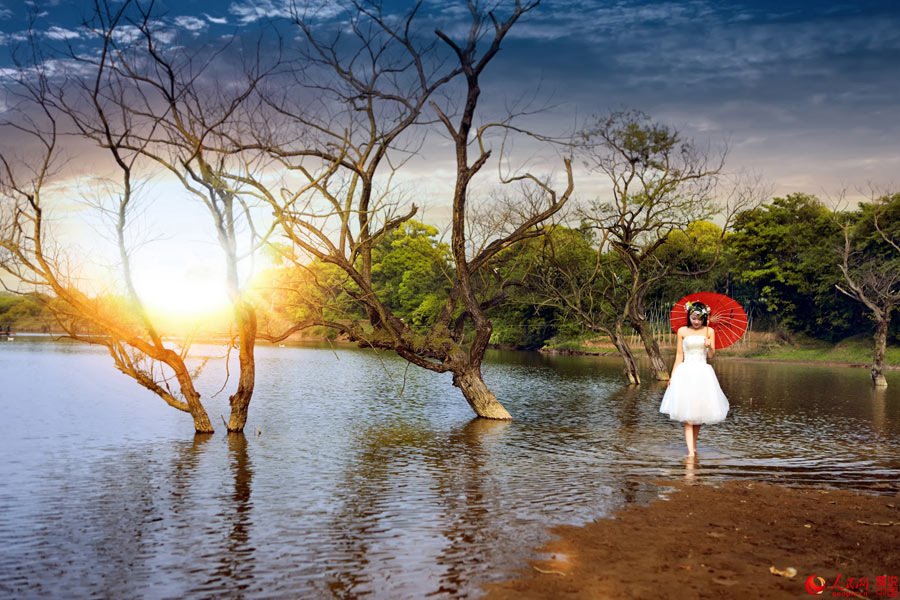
[228,0,293,24]
[44,25,82,40]
[228,0,346,25]
[204,13,229,25]
[174,16,208,33]
[496,0,900,101]
[0,30,28,46]
[2,0,896,203]
[106,22,176,47]
[466,0,900,198]
[108,25,143,45]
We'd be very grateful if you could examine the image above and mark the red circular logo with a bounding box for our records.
[805,575,826,595]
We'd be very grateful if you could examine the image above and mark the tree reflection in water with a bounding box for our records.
[208,433,255,593]
[321,417,515,598]
[3,342,900,599]
[428,418,511,597]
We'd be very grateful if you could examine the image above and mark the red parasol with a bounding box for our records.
[670,292,748,349]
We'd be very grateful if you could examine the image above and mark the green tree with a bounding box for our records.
[477,230,567,350]
[649,221,730,304]
[370,221,453,329]
[254,258,360,341]
[578,110,729,380]
[517,225,643,383]
[727,193,862,340]
[0,293,47,330]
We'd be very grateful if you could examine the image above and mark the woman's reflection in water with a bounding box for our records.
[684,455,698,482]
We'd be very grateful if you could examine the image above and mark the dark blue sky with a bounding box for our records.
[2,0,899,200]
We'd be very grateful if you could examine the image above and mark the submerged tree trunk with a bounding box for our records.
[187,393,215,434]
[453,366,512,420]
[227,299,258,432]
[629,313,669,381]
[872,316,890,388]
[612,322,641,385]
[172,369,214,433]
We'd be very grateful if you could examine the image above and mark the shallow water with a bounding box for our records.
[1,337,898,598]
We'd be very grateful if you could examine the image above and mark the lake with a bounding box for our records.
[1,337,898,598]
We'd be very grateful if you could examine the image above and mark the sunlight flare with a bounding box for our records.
[132,264,231,322]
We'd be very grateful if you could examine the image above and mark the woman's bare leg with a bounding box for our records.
[684,423,696,456]
[693,423,701,452]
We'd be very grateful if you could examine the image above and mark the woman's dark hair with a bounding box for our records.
[685,301,709,327]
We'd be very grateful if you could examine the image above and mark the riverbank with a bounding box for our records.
[483,479,900,599]
[539,333,900,370]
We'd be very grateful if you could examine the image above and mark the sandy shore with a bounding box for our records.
[483,480,900,599]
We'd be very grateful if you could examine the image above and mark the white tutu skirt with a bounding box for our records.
[659,361,729,424]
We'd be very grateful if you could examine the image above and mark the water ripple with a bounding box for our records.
[1,340,899,598]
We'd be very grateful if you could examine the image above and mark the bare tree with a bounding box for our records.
[7,0,573,422]
[44,0,317,431]
[73,3,267,431]
[0,1,285,432]
[578,110,738,380]
[241,1,574,418]
[0,53,217,432]
[835,192,900,387]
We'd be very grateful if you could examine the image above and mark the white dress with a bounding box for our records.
[659,335,729,424]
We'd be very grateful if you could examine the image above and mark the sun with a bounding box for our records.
[131,263,232,322]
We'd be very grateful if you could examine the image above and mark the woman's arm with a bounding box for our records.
[706,327,716,359]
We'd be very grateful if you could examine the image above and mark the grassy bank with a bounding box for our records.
[542,332,900,366]
[735,340,900,365]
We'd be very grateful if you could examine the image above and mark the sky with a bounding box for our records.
[1,0,899,312]
[3,0,897,195]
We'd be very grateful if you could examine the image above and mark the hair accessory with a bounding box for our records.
[685,301,710,316]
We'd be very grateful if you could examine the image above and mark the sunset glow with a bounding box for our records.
[132,265,231,323]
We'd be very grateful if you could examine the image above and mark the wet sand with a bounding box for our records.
[483,480,900,599]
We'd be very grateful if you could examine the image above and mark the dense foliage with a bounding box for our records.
[726,194,867,341]
[370,222,453,329]
[0,294,49,331]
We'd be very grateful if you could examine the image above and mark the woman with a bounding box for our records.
[659,301,729,456]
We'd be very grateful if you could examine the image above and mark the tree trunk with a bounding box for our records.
[227,300,258,432]
[612,322,640,385]
[630,315,669,381]
[185,389,215,433]
[872,316,889,388]
[169,363,215,433]
[453,366,512,420]
[191,412,215,434]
